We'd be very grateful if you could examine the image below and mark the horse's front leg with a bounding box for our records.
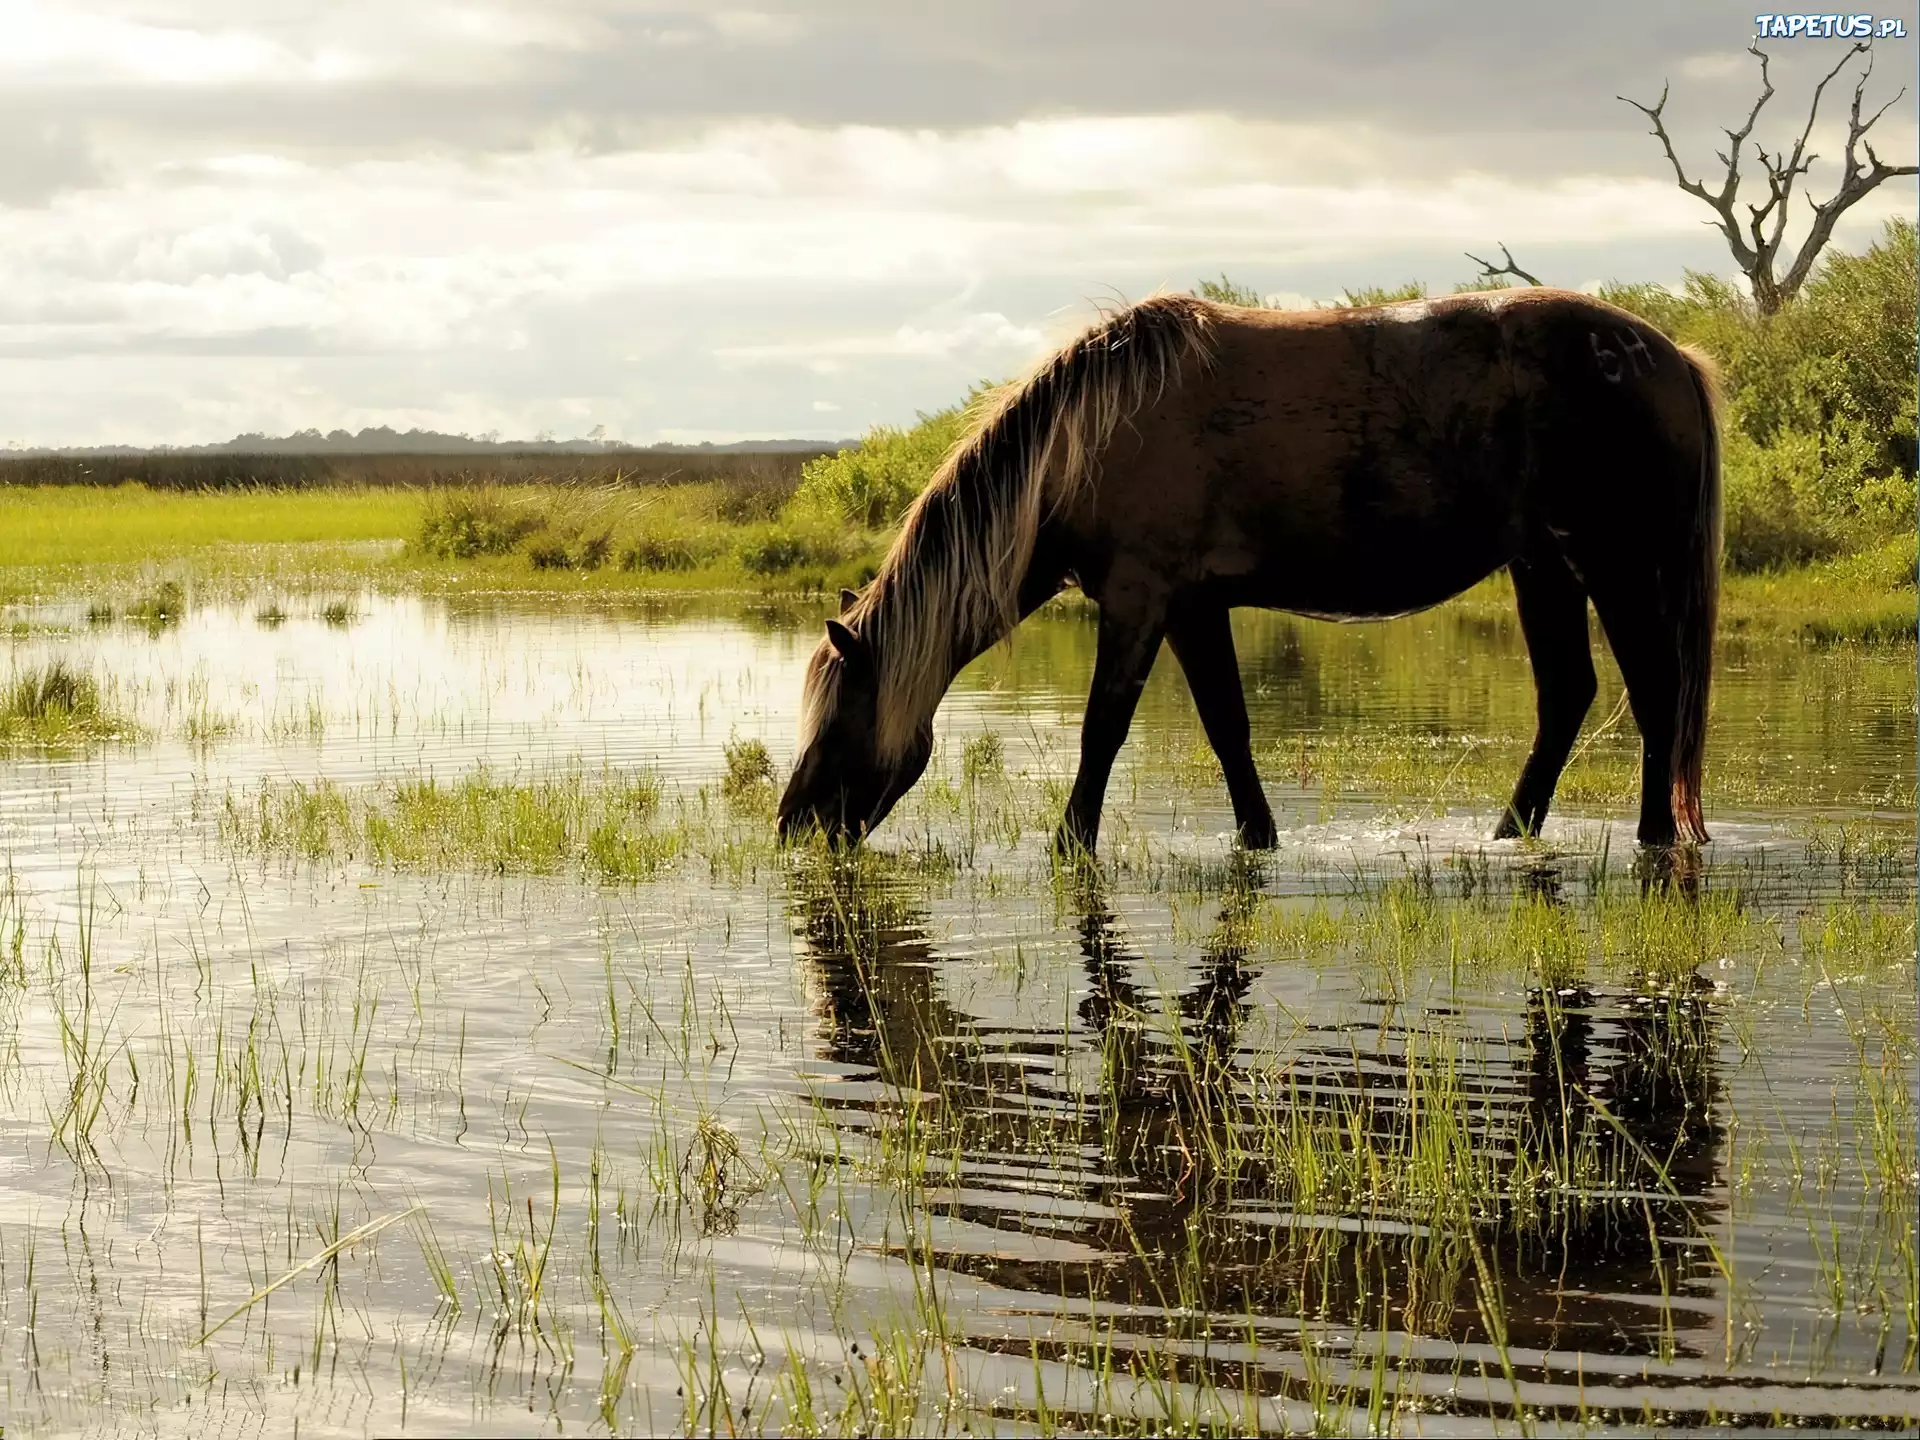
[1056,599,1167,857]
[1166,601,1278,849]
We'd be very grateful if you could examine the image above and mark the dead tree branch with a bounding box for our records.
[1464,242,1543,287]
[1620,40,1917,313]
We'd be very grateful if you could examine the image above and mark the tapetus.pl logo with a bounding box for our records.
[1753,13,1909,36]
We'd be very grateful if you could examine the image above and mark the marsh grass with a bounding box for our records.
[222,767,682,879]
[5,818,1916,1432]
[1,578,1913,1432]
[125,578,186,629]
[722,737,776,805]
[0,660,130,745]
[2,478,1910,633]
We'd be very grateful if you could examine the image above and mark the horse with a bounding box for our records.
[776,288,1722,855]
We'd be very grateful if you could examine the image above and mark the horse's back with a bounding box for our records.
[1074,290,1710,616]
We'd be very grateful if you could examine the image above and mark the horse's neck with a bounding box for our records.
[943,526,1073,679]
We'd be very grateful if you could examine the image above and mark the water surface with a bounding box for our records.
[1,592,1913,1435]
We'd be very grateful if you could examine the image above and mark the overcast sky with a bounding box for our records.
[2,1,1914,447]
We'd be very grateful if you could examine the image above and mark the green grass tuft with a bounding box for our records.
[0,661,129,744]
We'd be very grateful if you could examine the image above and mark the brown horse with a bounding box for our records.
[777,288,1722,854]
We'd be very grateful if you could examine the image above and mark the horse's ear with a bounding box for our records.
[839,588,860,614]
[825,619,866,667]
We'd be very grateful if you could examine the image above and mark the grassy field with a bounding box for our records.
[1,479,1910,645]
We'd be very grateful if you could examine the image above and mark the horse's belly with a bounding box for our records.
[1209,529,1510,619]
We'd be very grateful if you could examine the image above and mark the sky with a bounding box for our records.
[1,1,1914,448]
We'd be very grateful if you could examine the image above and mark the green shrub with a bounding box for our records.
[1196,275,1266,307]
[791,387,990,528]
[1334,282,1427,308]
[713,469,799,524]
[736,524,846,576]
[526,530,611,571]
[621,534,700,573]
[1600,220,1917,565]
[1720,428,1844,571]
[722,737,775,799]
[414,487,540,559]
[6,661,100,723]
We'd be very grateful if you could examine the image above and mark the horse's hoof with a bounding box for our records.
[1052,822,1097,860]
[1492,808,1531,841]
[1237,817,1279,851]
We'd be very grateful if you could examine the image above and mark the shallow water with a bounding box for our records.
[1,592,1914,1435]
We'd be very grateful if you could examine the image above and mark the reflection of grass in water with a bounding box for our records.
[3,833,1915,1432]
[3,653,1915,1433]
[780,854,1917,1421]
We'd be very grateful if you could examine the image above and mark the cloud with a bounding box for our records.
[0,0,1912,446]
[718,312,1047,365]
[0,122,103,206]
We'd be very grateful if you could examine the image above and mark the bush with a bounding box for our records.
[790,387,991,528]
[1,660,125,743]
[736,523,846,576]
[415,488,541,559]
[713,468,800,524]
[1720,428,1844,571]
[1600,220,1917,565]
[620,534,701,573]
[1196,275,1266,307]
[1334,282,1427,308]
[722,737,775,799]
[527,530,612,571]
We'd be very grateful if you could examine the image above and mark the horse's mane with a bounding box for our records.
[802,293,1218,761]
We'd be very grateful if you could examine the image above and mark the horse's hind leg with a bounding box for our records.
[1057,598,1167,856]
[1584,579,1683,847]
[1166,601,1278,849]
[1496,553,1598,840]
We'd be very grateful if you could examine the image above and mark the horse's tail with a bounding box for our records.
[861,294,1215,759]
[1670,344,1722,844]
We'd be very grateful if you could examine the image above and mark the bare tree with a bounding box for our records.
[1621,40,1916,315]
[1463,242,1543,287]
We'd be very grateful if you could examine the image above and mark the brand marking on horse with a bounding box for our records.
[1591,328,1655,383]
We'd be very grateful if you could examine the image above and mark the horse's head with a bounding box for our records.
[777,594,932,846]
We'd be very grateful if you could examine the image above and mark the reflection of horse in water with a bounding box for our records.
[787,862,1724,1417]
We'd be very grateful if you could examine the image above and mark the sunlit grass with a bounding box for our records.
[0,659,134,745]
[0,483,425,566]
[221,766,684,880]
[4,482,1912,635]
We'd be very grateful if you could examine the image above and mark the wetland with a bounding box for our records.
[0,581,1913,1435]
